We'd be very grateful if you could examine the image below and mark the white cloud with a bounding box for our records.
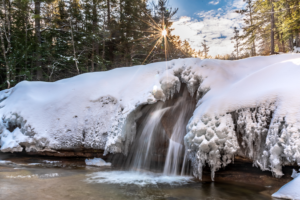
[209,0,220,5]
[171,0,246,57]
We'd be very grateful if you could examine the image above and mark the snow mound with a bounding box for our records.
[294,47,300,53]
[85,158,111,167]
[272,169,300,200]
[86,171,192,186]
[0,54,300,180]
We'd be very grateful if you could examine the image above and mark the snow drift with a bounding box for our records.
[0,54,300,180]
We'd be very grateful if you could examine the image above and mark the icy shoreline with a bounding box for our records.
[0,54,300,180]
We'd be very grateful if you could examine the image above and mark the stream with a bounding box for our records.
[0,153,277,200]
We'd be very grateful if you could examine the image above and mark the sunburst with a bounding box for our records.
[139,12,172,65]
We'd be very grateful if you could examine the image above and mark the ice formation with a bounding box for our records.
[85,158,111,167]
[272,169,300,200]
[0,53,300,180]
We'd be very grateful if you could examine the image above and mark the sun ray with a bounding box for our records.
[138,17,162,31]
[127,34,160,43]
[127,7,180,66]
[143,11,163,31]
[142,36,163,64]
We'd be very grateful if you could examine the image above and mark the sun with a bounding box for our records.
[137,12,173,65]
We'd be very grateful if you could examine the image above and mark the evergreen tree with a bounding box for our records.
[231,27,241,59]
[236,0,256,56]
[0,0,198,89]
[201,40,210,58]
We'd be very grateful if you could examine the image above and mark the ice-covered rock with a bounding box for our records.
[182,55,300,179]
[0,54,300,180]
[85,158,111,167]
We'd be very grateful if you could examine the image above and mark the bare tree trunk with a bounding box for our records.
[1,0,11,88]
[107,0,110,23]
[248,0,256,56]
[297,0,300,47]
[25,7,28,80]
[69,18,79,74]
[102,14,106,68]
[0,26,10,88]
[91,48,94,72]
[35,0,42,80]
[281,33,285,52]
[285,0,293,51]
[270,0,275,54]
[3,0,11,50]
[92,0,98,72]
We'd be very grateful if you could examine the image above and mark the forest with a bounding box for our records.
[228,0,300,59]
[0,0,299,89]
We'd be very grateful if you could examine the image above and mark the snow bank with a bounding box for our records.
[272,169,300,200]
[0,54,300,180]
[85,158,111,167]
[294,47,300,53]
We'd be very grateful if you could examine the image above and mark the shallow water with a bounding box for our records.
[0,154,277,200]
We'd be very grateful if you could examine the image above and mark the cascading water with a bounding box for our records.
[163,89,196,175]
[119,86,196,175]
[128,102,170,171]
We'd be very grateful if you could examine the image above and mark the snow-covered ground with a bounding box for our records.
[0,53,300,180]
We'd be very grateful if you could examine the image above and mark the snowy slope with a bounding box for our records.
[0,54,300,180]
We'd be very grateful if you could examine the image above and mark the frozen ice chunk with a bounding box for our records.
[85,158,111,167]
[291,169,299,179]
[0,160,12,165]
[272,171,300,200]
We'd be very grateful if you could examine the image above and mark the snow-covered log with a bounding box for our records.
[0,54,300,180]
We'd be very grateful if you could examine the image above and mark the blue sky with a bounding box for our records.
[169,0,228,18]
[163,0,246,57]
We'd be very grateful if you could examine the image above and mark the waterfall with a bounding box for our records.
[163,112,185,175]
[163,89,195,175]
[119,86,196,175]
[128,102,170,171]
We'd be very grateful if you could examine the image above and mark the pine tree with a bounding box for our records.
[201,40,210,58]
[231,27,241,59]
[236,0,256,56]
[0,0,197,89]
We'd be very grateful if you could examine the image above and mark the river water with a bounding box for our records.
[0,153,278,200]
